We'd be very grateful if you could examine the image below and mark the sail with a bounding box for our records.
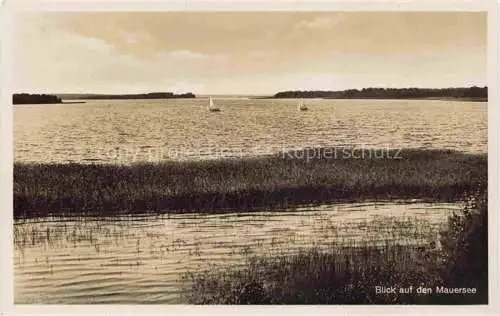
[298,99,307,111]
[208,96,220,111]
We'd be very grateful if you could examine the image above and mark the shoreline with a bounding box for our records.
[253,96,487,102]
[14,96,487,103]
[14,147,487,219]
[62,101,87,104]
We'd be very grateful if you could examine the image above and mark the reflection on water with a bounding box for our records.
[14,99,487,163]
[14,201,462,304]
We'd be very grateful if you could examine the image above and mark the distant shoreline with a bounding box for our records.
[13,92,196,104]
[56,92,196,100]
[62,101,87,104]
[265,87,487,102]
[13,93,62,105]
[14,88,487,103]
[253,96,487,102]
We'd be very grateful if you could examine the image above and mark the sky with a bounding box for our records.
[12,12,487,95]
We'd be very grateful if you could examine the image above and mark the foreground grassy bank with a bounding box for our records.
[183,188,488,304]
[14,148,486,219]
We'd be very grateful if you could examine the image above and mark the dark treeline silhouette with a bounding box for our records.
[13,93,62,104]
[273,86,487,101]
[70,92,196,100]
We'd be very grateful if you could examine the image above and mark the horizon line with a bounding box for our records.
[16,85,488,96]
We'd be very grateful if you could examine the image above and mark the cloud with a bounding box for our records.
[123,31,153,44]
[14,24,156,92]
[166,50,211,60]
[247,50,275,59]
[167,82,206,94]
[13,17,229,93]
[294,17,341,29]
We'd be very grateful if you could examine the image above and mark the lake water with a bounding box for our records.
[14,98,487,164]
[14,201,461,304]
[13,98,485,303]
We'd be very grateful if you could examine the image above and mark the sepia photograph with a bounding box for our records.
[9,9,490,306]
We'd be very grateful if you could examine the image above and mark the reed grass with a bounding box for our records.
[14,148,486,219]
[182,188,488,304]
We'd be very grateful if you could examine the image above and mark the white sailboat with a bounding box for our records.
[208,96,220,112]
[298,98,308,111]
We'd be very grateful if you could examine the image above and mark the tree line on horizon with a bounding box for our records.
[273,86,488,100]
[13,93,62,104]
[12,92,196,104]
[76,92,196,100]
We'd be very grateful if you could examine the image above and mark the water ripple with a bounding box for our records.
[14,201,462,304]
[14,99,486,164]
